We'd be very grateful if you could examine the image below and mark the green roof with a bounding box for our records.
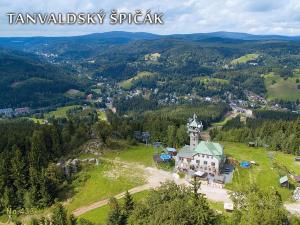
[177,142,224,160]
[177,145,194,158]
[194,141,224,156]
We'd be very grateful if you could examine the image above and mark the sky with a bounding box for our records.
[1,0,300,37]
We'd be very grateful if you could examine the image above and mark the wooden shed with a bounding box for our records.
[279,176,289,188]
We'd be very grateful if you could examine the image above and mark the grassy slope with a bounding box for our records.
[223,142,299,201]
[211,113,233,127]
[79,190,150,224]
[193,76,229,85]
[64,89,85,99]
[231,53,259,64]
[103,145,156,167]
[66,161,145,212]
[73,142,300,223]
[96,110,107,121]
[119,71,156,90]
[264,72,300,101]
[45,105,80,119]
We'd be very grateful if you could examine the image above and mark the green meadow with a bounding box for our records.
[45,105,80,119]
[119,71,157,90]
[264,72,300,101]
[224,142,300,201]
[231,53,259,64]
[102,145,156,167]
[66,161,145,212]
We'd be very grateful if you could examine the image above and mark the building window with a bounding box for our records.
[204,161,207,165]
[187,159,191,162]
[211,162,215,166]
[202,155,204,158]
[196,160,200,164]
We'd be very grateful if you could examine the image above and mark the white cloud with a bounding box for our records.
[1,0,300,36]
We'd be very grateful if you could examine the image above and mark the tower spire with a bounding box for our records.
[187,114,203,150]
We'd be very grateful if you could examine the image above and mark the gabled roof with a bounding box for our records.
[177,142,224,161]
[177,145,195,158]
[279,176,288,184]
[194,141,224,156]
[166,147,176,152]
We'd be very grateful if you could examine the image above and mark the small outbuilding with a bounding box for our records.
[214,175,226,184]
[166,147,177,156]
[224,202,234,212]
[295,157,300,162]
[248,142,256,147]
[193,171,209,184]
[279,176,289,188]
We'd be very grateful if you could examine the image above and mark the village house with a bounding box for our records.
[0,108,13,117]
[175,114,226,175]
[14,107,30,116]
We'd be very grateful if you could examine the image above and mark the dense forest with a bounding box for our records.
[0,49,85,108]
[107,102,229,147]
[1,32,300,109]
[0,108,102,211]
[210,110,300,154]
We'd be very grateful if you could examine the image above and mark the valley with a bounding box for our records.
[0,31,299,225]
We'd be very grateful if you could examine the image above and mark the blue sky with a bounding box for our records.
[1,0,300,36]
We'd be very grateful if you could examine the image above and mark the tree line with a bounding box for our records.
[28,181,300,225]
[210,111,300,154]
[0,108,101,212]
[107,103,229,147]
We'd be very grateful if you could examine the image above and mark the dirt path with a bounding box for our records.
[284,203,300,215]
[73,184,150,216]
[72,159,232,217]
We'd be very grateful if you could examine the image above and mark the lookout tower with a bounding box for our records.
[187,114,203,150]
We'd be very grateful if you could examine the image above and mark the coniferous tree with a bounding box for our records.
[51,203,68,225]
[29,130,47,169]
[29,218,39,225]
[123,190,134,224]
[107,197,123,225]
[231,186,288,225]
[11,146,26,206]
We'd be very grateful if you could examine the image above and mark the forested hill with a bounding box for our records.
[1,31,300,107]
[0,49,80,108]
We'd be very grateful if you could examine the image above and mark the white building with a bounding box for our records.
[176,114,225,175]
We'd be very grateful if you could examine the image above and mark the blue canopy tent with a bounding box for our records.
[160,154,172,162]
[240,161,250,168]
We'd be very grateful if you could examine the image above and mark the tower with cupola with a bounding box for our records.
[187,114,203,150]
